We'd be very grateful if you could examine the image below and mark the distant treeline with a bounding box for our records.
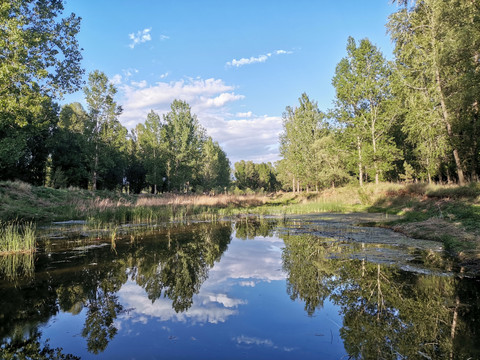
[1,0,478,193]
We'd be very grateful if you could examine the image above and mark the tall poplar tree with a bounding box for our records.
[279,93,326,192]
[84,70,123,190]
[388,0,480,184]
[332,37,400,185]
[163,100,205,192]
[136,110,165,194]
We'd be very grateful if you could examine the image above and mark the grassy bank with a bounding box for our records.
[0,180,478,268]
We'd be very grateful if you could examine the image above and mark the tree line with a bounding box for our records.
[1,0,478,194]
[0,1,230,193]
[51,71,230,193]
[278,0,480,191]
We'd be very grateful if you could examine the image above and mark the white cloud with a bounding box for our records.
[226,49,292,68]
[204,92,245,108]
[204,113,282,164]
[129,28,152,49]
[275,49,292,55]
[159,34,170,41]
[116,76,282,163]
[111,74,122,85]
[227,54,269,67]
[236,111,253,118]
[159,72,169,79]
[131,80,148,88]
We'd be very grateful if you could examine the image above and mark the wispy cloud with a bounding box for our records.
[128,28,152,49]
[236,111,253,118]
[226,49,292,68]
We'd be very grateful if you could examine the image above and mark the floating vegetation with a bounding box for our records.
[0,221,36,254]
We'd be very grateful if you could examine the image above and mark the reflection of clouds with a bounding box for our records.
[117,237,286,330]
[206,236,286,287]
[206,293,246,308]
[234,335,273,347]
[233,335,295,352]
[118,282,241,325]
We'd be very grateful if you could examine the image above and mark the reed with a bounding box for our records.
[0,221,36,254]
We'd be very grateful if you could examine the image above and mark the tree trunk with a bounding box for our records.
[92,142,98,191]
[357,136,363,187]
[435,67,466,185]
[372,119,379,185]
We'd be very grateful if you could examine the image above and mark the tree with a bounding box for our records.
[49,103,91,188]
[162,100,205,192]
[136,110,165,194]
[388,0,480,184]
[0,0,83,103]
[279,93,327,192]
[332,37,401,186]
[0,0,83,183]
[83,70,123,190]
[200,137,230,192]
[312,132,350,188]
[125,129,147,194]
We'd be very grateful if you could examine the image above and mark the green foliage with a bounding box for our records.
[162,100,205,191]
[332,37,401,185]
[0,0,83,185]
[234,160,278,192]
[387,0,480,184]
[84,71,126,191]
[279,93,330,191]
[201,137,230,191]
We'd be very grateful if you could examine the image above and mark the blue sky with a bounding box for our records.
[63,0,399,164]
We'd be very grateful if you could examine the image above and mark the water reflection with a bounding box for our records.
[0,222,232,356]
[0,217,478,359]
[281,233,480,359]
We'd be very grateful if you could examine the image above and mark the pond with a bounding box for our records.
[0,214,479,359]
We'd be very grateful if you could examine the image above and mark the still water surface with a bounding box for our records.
[0,215,479,359]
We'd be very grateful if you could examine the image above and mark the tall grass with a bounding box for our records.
[0,221,36,254]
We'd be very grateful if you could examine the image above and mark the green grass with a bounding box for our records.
[0,221,36,254]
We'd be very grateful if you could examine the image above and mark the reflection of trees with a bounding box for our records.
[0,328,80,360]
[131,222,232,312]
[235,218,276,240]
[0,222,233,355]
[281,233,480,359]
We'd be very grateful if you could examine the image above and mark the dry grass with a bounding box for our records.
[134,193,270,208]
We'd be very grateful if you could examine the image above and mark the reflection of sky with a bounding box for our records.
[117,234,287,326]
[42,232,347,359]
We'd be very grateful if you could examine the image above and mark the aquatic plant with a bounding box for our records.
[0,221,36,254]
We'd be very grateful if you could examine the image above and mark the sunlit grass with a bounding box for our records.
[0,221,36,254]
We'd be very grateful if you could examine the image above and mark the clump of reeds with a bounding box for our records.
[0,221,36,254]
